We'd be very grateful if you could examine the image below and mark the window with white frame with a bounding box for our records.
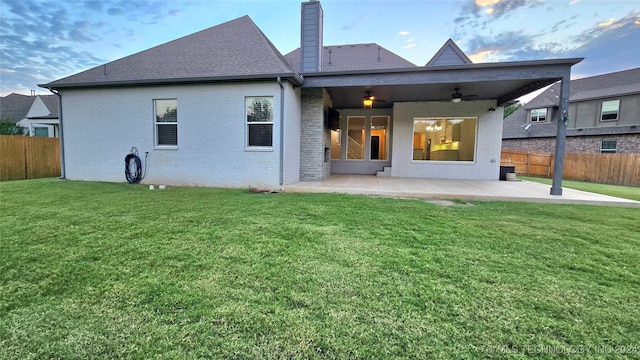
[600,140,617,153]
[412,117,477,161]
[530,108,547,122]
[154,99,177,146]
[600,100,620,121]
[246,97,273,147]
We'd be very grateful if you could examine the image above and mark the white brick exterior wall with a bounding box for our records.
[60,82,300,189]
[392,100,504,180]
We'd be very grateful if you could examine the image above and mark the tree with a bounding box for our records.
[503,102,523,119]
[0,121,27,135]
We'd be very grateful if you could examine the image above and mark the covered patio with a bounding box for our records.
[301,56,583,195]
[286,175,640,207]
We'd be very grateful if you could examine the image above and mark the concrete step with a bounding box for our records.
[376,166,392,177]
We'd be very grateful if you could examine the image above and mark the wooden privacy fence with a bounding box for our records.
[501,149,640,187]
[560,153,640,187]
[0,135,61,181]
[501,150,552,178]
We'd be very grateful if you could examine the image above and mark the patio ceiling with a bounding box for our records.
[302,58,583,108]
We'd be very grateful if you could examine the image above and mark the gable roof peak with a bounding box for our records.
[426,38,473,67]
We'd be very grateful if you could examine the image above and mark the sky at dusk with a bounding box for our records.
[1,0,639,97]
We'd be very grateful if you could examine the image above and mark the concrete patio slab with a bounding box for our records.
[285,175,640,207]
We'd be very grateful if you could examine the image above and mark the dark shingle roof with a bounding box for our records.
[503,68,640,139]
[284,43,416,72]
[0,93,35,123]
[524,67,640,109]
[41,16,298,89]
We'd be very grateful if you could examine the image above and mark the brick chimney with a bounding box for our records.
[300,0,323,73]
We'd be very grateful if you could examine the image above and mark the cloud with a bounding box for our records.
[598,18,617,27]
[341,22,356,31]
[0,0,187,95]
[107,7,124,16]
[550,20,568,33]
[402,44,416,49]
[468,50,500,62]
[461,9,640,78]
[464,0,543,19]
[569,12,640,74]
[399,31,410,36]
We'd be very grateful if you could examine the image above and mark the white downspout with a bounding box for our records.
[278,76,285,188]
[49,88,65,179]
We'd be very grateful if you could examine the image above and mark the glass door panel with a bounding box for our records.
[347,116,365,160]
[370,116,388,160]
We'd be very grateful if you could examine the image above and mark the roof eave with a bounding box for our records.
[302,57,584,77]
[504,125,640,139]
[570,90,640,102]
[39,72,304,90]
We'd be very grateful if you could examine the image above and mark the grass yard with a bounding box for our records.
[1,179,639,359]
[520,176,640,202]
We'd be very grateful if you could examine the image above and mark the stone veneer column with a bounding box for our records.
[300,87,331,181]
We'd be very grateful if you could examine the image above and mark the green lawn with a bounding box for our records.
[1,179,639,359]
[520,176,640,202]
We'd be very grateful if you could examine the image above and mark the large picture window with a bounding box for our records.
[246,97,274,147]
[154,99,177,146]
[412,118,477,162]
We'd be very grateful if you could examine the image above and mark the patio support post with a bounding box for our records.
[550,69,571,195]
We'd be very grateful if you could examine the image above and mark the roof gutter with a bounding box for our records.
[39,72,304,90]
[48,88,65,179]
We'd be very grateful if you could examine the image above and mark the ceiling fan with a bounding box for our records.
[451,87,478,103]
[363,91,387,108]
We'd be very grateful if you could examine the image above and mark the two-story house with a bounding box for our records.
[503,68,640,154]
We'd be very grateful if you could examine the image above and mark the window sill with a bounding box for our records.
[245,147,274,152]
[411,160,477,164]
[154,146,178,150]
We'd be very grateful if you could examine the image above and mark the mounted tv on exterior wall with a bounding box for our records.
[325,107,340,130]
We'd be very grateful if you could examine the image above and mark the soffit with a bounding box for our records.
[306,59,582,108]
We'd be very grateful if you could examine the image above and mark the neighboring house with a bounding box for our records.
[0,93,33,126]
[39,0,580,190]
[0,93,60,137]
[503,68,640,154]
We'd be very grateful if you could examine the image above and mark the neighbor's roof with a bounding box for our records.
[40,16,301,89]
[503,67,640,139]
[0,93,35,123]
[28,95,59,119]
[284,43,416,72]
[523,67,640,110]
